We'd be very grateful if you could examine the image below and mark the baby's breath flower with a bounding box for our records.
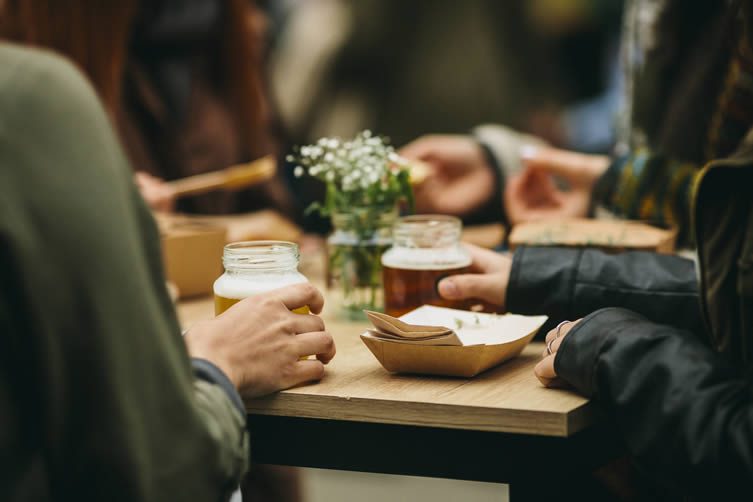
[288,129,413,216]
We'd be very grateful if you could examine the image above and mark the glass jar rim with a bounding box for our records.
[392,214,462,248]
[223,240,299,271]
[395,214,461,227]
[331,206,398,223]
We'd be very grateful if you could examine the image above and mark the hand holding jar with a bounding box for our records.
[185,242,336,398]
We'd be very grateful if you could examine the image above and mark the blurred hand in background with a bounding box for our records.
[400,134,496,216]
[135,171,176,213]
[505,147,609,224]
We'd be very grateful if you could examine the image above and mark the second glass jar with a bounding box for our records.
[381,215,472,317]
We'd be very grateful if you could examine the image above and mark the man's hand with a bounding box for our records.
[184,283,336,398]
[437,244,512,310]
[534,319,582,387]
[505,147,609,225]
[135,171,176,212]
[400,134,496,216]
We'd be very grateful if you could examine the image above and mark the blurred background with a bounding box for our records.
[262,0,623,231]
[267,0,622,150]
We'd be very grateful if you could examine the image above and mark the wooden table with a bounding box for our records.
[179,292,622,500]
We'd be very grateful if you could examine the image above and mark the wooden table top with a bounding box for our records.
[178,293,596,438]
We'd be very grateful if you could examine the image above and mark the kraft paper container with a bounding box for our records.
[158,216,227,299]
[361,307,548,378]
[156,210,302,299]
[183,210,302,243]
[509,218,677,254]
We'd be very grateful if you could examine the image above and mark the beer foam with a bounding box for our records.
[213,272,308,300]
[381,247,472,271]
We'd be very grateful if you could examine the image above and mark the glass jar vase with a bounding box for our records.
[326,207,396,319]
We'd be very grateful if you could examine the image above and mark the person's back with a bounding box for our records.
[0,41,247,500]
[0,42,336,501]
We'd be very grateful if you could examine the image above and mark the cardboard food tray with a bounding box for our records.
[360,308,547,378]
[508,218,678,254]
[361,330,538,378]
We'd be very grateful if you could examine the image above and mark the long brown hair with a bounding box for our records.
[0,0,270,154]
[221,0,270,155]
[0,0,137,114]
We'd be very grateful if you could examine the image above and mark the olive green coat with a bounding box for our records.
[0,43,247,501]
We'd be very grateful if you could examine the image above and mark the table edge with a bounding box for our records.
[246,394,597,437]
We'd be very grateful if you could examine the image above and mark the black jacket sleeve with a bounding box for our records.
[555,308,753,499]
[506,246,703,335]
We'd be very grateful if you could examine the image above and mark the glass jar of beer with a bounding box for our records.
[381,215,472,317]
[214,241,310,316]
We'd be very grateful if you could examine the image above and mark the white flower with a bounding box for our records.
[288,129,411,212]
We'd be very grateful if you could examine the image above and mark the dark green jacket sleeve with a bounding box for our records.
[0,43,247,501]
[555,308,753,499]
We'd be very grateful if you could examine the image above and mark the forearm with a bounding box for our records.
[191,379,249,494]
[506,246,702,334]
[593,150,699,243]
[191,358,249,486]
[556,308,753,498]
[191,357,249,489]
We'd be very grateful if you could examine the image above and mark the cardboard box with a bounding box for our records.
[155,210,303,299]
[158,216,227,299]
[185,210,302,243]
[508,218,677,254]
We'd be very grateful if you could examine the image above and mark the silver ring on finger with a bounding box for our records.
[546,337,557,356]
[555,320,570,339]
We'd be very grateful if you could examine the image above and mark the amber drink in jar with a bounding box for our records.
[214,241,310,316]
[381,215,472,317]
